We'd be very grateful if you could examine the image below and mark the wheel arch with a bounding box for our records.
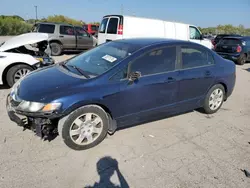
[61,101,117,133]
[2,62,34,85]
[49,40,63,46]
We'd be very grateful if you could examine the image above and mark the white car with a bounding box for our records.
[0,33,55,87]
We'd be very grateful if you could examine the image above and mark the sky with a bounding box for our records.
[1,0,250,28]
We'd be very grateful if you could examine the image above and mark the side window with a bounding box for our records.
[99,18,109,33]
[181,46,214,69]
[60,25,75,35]
[130,47,176,76]
[189,26,201,40]
[107,18,119,34]
[38,24,55,34]
[75,27,89,37]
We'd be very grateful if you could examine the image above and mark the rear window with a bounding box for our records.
[60,25,75,35]
[99,18,109,33]
[107,18,119,34]
[219,38,242,45]
[37,24,55,34]
[91,25,97,31]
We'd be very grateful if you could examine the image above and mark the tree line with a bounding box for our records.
[0,15,249,36]
[0,15,100,35]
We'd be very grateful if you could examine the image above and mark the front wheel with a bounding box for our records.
[6,64,33,87]
[50,42,62,56]
[203,84,225,114]
[58,105,109,150]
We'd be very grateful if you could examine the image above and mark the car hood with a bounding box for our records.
[17,65,87,102]
[0,33,49,52]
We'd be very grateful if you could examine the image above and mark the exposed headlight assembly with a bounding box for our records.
[17,101,61,112]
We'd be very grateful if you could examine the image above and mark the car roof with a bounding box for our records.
[113,38,193,48]
[36,22,75,26]
[222,36,250,40]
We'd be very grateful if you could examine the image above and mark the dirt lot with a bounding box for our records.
[0,53,250,187]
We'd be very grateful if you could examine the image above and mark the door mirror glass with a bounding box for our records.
[128,71,141,82]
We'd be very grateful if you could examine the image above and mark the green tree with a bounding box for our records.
[45,15,84,26]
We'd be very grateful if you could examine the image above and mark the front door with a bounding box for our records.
[59,25,76,49]
[178,45,216,109]
[75,26,93,49]
[112,46,179,121]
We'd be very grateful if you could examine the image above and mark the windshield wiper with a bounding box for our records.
[60,62,70,71]
[67,65,90,78]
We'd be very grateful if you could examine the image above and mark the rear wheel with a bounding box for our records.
[58,105,109,150]
[203,84,225,114]
[237,54,247,65]
[6,64,33,87]
[50,42,62,56]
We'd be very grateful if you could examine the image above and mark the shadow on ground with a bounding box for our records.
[84,156,129,188]
[0,85,10,90]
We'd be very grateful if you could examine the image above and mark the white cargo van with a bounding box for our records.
[98,15,213,49]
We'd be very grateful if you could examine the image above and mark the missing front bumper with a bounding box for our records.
[6,95,58,140]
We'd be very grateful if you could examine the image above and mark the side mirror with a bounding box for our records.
[128,71,141,82]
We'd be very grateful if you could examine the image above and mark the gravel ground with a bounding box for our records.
[0,38,250,187]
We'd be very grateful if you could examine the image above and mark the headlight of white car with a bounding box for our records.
[17,101,61,112]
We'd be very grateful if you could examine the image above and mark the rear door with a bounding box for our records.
[75,26,93,49]
[98,16,122,45]
[59,25,76,49]
[98,17,109,44]
[178,45,216,109]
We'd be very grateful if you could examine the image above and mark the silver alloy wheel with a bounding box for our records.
[209,88,223,110]
[14,68,30,83]
[69,113,103,145]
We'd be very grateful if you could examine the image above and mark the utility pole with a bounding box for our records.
[34,5,38,22]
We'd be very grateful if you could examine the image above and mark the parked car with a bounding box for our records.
[6,38,236,150]
[0,33,54,87]
[215,36,250,65]
[83,24,99,36]
[98,15,213,49]
[32,22,97,56]
[213,34,241,46]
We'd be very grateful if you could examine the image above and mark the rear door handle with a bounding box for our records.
[205,71,211,76]
[59,35,64,38]
[165,77,176,83]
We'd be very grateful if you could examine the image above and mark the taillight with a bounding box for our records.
[118,24,123,35]
[236,45,242,53]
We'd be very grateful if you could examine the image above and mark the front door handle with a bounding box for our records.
[59,35,64,38]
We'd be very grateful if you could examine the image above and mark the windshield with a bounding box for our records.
[219,38,242,45]
[64,41,140,77]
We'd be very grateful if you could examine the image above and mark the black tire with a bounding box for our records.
[50,42,62,56]
[203,84,225,114]
[6,64,33,87]
[58,105,109,150]
[237,54,247,65]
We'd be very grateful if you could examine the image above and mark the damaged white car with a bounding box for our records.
[0,33,55,87]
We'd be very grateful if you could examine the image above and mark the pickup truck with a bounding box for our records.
[32,22,97,56]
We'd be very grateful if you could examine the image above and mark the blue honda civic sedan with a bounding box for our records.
[6,38,236,150]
